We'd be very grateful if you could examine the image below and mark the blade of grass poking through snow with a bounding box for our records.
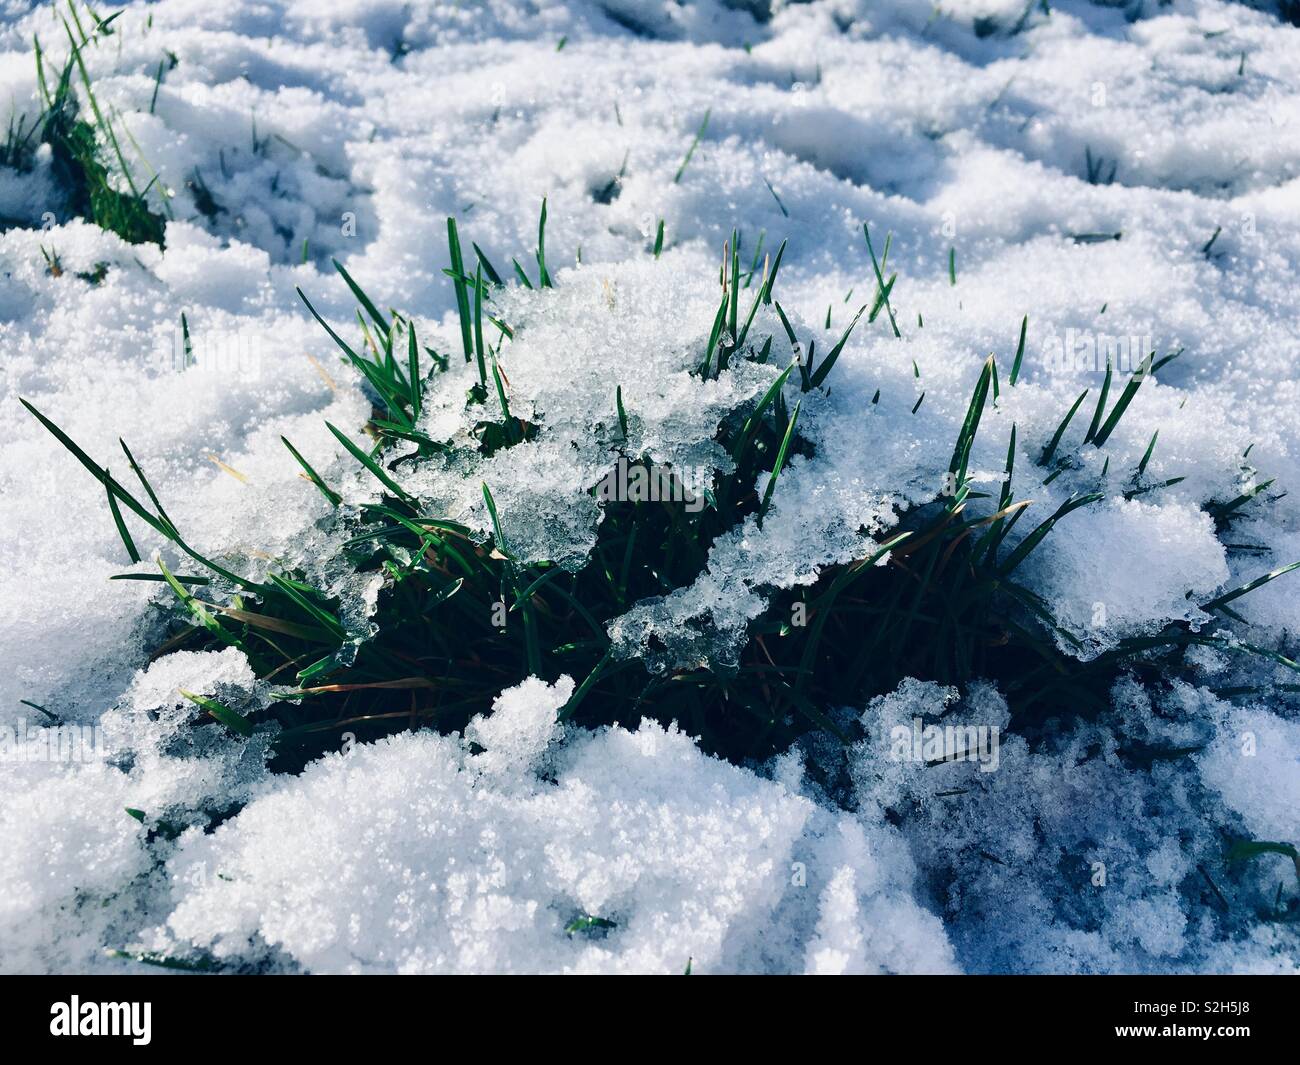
[179,689,252,738]
[868,273,896,325]
[948,247,956,285]
[447,217,473,361]
[535,197,553,288]
[558,644,615,722]
[297,289,412,428]
[978,427,1020,566]
[724,232,741,366]
[406,322,421,419]
[280,436,341,506]
[1200,561,1300,615]
[1137,429,1159,477]
[1091,351,1154,447]
[1083,360,1114,444]
[472,242,503,286]
[21,698,60,723]
[948,357,995,492]
[1211,478,1276,522]
[763,176,789,217]
[1040,389,1089,466]
[490,352,512,425]
[758,400,800,526]
[267,572,347,642]
[673,107,710,183]
[863,224,900,337]
[809,304,866,389]
[473,263,488,390]
[325,422,414,504]
[158,557,238,648]
[481,482,512,559]
[332,259,389,340]
[999,424,1016,510]
[732,361,795,464]
[103,466,140,562]
[615,385,629,441]
[773,300,798,351]
[1151,348,1182,374]
[21,399,260,591]
[653,219,664,258]
[699,293,727,378]
[1009,315,1027,385]
[510,257,534,289]
[1000,492,1104,575]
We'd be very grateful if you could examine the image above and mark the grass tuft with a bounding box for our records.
[28,14,168,245]
[24,212,1300,767]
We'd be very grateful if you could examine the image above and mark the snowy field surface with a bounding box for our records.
[1,0,1299,973]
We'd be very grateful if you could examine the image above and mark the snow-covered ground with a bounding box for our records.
[1,0,1298,973]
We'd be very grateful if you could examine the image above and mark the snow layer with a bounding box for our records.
[162,677,956,974]
[1,0,1298,973]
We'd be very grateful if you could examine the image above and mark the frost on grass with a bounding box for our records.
[402,250,779,568]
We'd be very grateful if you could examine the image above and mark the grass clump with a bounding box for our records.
[24,207,1300,769]
[6,4,169,244]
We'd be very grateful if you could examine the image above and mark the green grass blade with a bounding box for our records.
[103,465,140,562]
[326,421,413,504]
[281,436,341,506]
[1201,561,1300,615]
[809,304,866,389]
[482,482,512,559]
[331,258,389,339]
[472,242,503,286]
[406,322,422,419]
[1009,315,1027,385]
[1000,492,1103,574]
[536,197,552,288]
[758,399,800,525]
[1083,360,1113,444]
[447,217,474,361]
[673,108,710,184]
[1039,389,1090,466]
[180,688,252,737]
[863,224,900,338]
[1092,352,1154,447]
[267,572,347,641]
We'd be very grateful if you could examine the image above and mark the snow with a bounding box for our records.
[1,0,1298,973]
[163,678,956,974]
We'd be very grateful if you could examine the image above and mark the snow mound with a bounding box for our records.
[163,677,956,974]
